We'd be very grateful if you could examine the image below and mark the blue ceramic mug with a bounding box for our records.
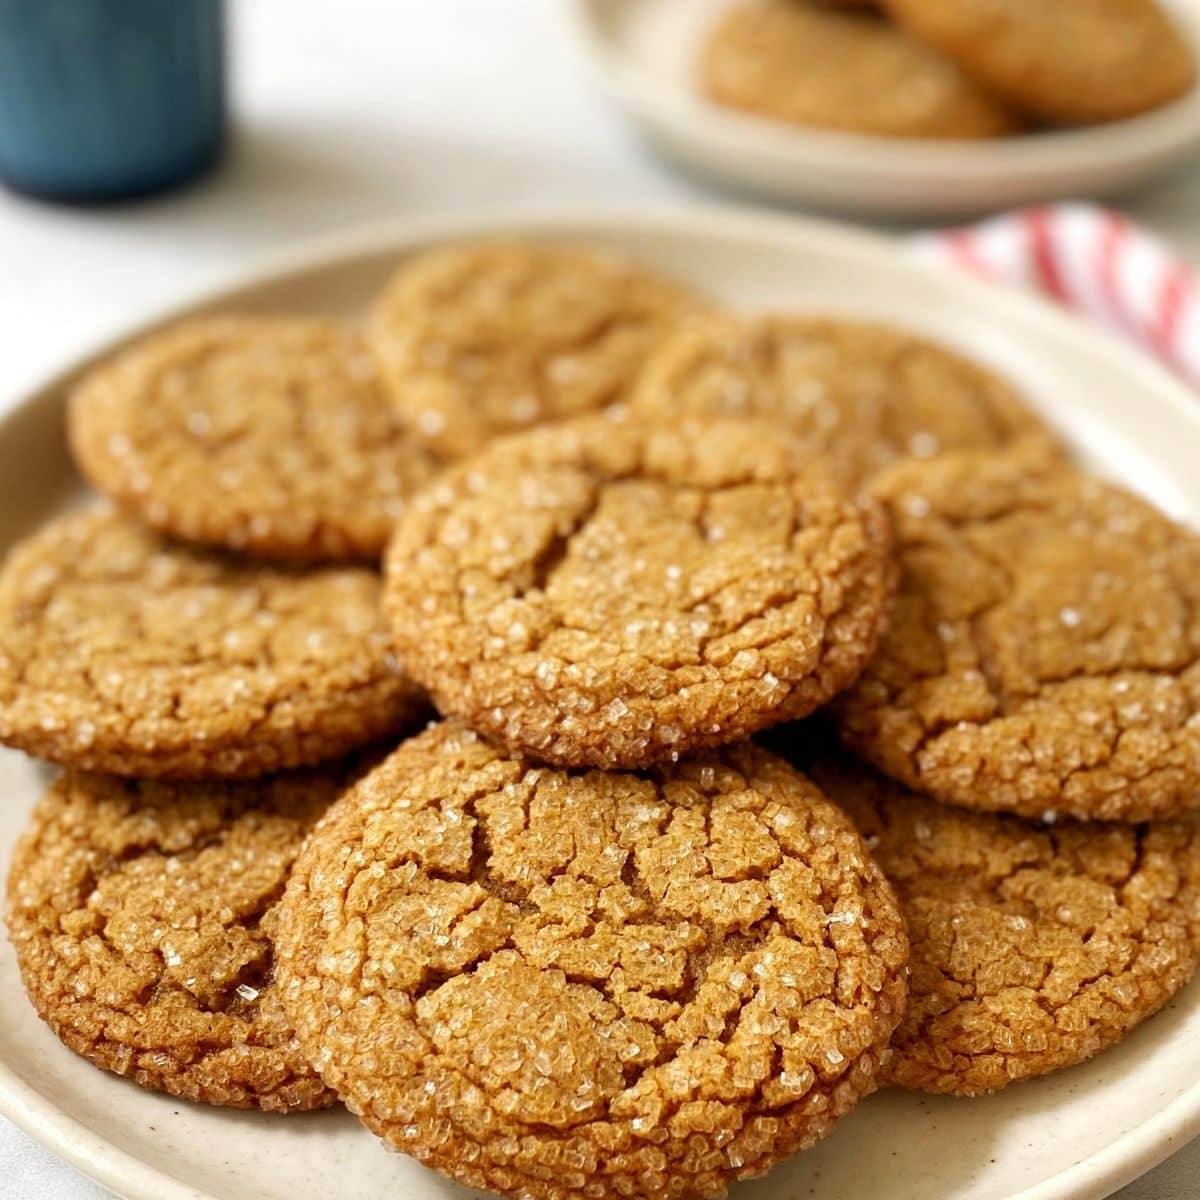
[0,0,226,203]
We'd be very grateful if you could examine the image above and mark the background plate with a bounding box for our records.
[566,0,1200,217]
[2,209,1200,1200]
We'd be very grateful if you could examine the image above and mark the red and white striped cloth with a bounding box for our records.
[911,204,1200,387]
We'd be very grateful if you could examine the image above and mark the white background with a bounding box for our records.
[2,2,1200,1197]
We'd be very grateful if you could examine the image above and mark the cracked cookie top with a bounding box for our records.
[366,242,711,460]
[701,1,1022,138]
[0,507,427,778]
[6,767,353,1111]
[69,317,439,563]
[836,448,1200,821]
[629,315,1054,490]
[809,747,1200,1096]
[275,721,908,1200]
[383,415,895,769]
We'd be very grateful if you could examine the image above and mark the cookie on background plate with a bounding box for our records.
[6,767,357,1111]
[69,317,439,563]
[0,507,427,778]
[884,0,1195,124]
[701,1,1022,138]
[367,241,711,460]
[806,745,1200,1096]
[275,721,908,1199]
[836,446,1200,821]
[384,414,896,769]
[630,315,1056,490]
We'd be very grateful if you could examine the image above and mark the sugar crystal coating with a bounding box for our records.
[836,447,1200,821]
[384,415,896,768]
[0,508,427,777]
[6,768,353,1111]
[68,316,439,563]
[367,241,711,460]
[807,746,1200,1095]
[630,315,1056,490]
[275,721,908,1199]
[702,1,1022,138]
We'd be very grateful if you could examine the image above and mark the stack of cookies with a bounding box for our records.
[702,0,1196,138]
[3,239,1199,1200]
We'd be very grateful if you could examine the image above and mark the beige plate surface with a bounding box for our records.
[1,209,1200,1200]
[566,0,1200,217]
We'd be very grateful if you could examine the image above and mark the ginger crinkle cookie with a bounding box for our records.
[631,316,1054,489]
[701,1,1021,139]
[275,722,908,1200]
[836,448,1200,821]
[367,242,710,460]
[883,0,1195,123]
[6,768,351,1111]
[69,316,438,563]
[0,508,426,778]
[809,750,1200,1096]
[384,416,895,769]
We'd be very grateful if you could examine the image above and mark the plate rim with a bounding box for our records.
[563,0,1200,206]
[2,204,1200,1200]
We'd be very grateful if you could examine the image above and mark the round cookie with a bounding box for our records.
[835,447,1200,821]
[367,241,710,460]
[701,1,1022,139]
[0,507,426,778]
[384,415,895,769]
[6,767,352,1111]
[884,0,1195,124]
[275,721,908,1199]
[808,748,1200,1095]
[69,316,439,563]
[630,315,1055,490]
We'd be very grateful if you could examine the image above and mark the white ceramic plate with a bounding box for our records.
[2,208,1200,1200]
[565,0,1200,217]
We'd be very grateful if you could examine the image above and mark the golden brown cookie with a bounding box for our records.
[807,747,1200,1096]
[367,242,710,460]
[6,768,352,1111]
[384,415,895,769]
[701,1,1021,138]
[275,721,908,1199]
[69,317,439,563]
[0,507,426,778]
[884,0,1195,123]
[835,448,1200,822]
[630,316,1055,490]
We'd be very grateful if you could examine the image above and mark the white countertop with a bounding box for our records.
[2,2,1200,1197]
